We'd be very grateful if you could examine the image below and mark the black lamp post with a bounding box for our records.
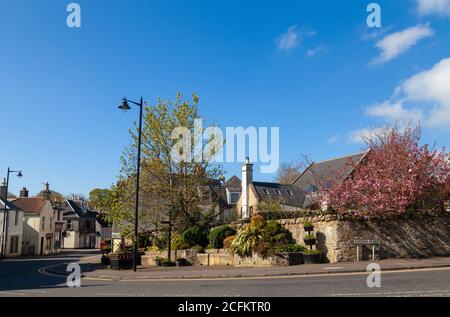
[1,168,23,258]
[118,97,143,272]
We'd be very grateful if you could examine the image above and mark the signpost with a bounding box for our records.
[353,239,380,261]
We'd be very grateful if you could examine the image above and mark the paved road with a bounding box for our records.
[1,250,449,297]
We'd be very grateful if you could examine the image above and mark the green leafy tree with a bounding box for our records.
[105,93,224,239]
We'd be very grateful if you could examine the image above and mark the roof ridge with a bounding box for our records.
[313,150,369,165]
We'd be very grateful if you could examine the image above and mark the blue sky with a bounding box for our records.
[1,0,450,196]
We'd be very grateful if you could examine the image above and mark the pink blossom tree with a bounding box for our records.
[324,126,450,218]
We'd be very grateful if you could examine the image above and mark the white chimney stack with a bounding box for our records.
[241,157,253,220]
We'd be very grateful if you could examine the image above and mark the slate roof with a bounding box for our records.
[62,199,97,219]
[11,197,46,214]
[252,182,305,208]
[0,198,21,211]
[292,151,369,207]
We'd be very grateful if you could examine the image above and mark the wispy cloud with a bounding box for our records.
[276,25,315,51]
[416,0,450,16]
[306,45,328,58]
[372,24,434,64]
[327,134,340,144]
[366,57,450,130]
[277,25,301,51]
[347,127,389,144]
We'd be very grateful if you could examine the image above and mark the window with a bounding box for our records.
[263,189,270,195]
[49,217,53,230]
[67,219,72,230]
[9,236,19,254]
[46,237,52,251]
[85,220,91,229]
[275,189,282,196]
[14,210,19,226]
[41,217,46,230]
[229,192,240,204]
[287,189,294,197]
[306,184,317,194]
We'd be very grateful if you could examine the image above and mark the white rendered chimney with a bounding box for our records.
[241,157,253,220]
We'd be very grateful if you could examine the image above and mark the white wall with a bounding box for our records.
[0,209,24,257]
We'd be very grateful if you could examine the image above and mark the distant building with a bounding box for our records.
[61,198,97,249]
[13,194,58,256]
[236,152,369,220]
[0,196,23,258]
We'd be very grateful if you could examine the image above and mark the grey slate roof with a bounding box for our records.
[0,198,20,211]
[292,151,369,207]
[252,182,305,208]
[62,199,97,219]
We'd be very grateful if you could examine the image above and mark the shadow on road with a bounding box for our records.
[0,249,101,293]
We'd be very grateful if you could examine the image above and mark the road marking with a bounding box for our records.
[330,289,450,296]
[96,266,450,283]
[323,267,343,270]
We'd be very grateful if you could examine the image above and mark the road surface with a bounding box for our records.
[1,250,449,297]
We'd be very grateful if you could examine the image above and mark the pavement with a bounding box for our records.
[43,253,450,280]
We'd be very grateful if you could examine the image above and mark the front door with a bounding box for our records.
[40,237,44,255]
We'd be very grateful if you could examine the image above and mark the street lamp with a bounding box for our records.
[1,168,23,258]
[118,96,143,272]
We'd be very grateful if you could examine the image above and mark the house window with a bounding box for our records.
[229,192,240,204]
[85,220,91,229]
[275,189,282,196]
[67,220,72,230]
[41,217,46,230]
[14,210,19,226]
[287,189,294,197]
[306,184,317,193]
[9,236,19,254]
[46,237,52,251]
[49,217,53,230]
[263,189,270,195]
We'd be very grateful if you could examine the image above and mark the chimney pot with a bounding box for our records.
[20,187,29,198]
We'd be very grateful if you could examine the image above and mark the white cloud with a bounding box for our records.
[276,26,315,51]
[366,100,424,123]
[416,0,450,16]
[366,57,450,130]
[327,134,340,144]
[372,24,434,64]
[306,45,327,58]
[277,26,301,51]
[347,127,389,144]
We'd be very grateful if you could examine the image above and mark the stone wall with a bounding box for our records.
[279,213,450,263]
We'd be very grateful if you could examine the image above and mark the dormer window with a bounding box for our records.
[263,189,270,195]
[287,189,294,197]
[275,189,282,196]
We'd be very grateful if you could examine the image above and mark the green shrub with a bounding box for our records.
[223,235,235,250]
[208,225,237,249]
[274,244,307,254]
[171,233,185,250]
[230,225,262,257]
[229,216,296,258]
[304,233,316,240]
[181,227,208,248]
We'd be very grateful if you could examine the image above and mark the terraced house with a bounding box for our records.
[13,193,57,256]
[61,198,97,249]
